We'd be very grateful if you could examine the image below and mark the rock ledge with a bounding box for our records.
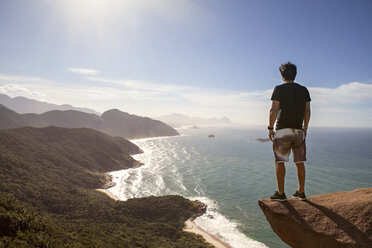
[258,188,372,248]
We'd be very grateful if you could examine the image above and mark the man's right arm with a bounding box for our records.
[268,100,280,141]
[303,101,311,137]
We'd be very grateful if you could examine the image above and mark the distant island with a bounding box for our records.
[255,138,270,142]
[190,125,201,129]
[0,104,179,139]
[208,134,215,138]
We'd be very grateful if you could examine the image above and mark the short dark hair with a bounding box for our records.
[279,62,297,81]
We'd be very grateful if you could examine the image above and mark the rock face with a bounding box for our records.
[189,200,207,220]
[258,188,372,248]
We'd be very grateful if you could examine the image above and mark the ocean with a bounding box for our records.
[107,126,372,248]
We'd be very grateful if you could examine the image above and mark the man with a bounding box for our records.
[268,62,311,201]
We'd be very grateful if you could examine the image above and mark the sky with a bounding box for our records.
[0,0,371,127]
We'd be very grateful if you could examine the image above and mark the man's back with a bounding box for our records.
[268,62,311,202]
[271,82,311,130]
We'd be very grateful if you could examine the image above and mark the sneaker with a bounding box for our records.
[270,191,287,201]
[292,191,306,200]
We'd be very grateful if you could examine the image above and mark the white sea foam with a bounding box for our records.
[108,137,186,200]
[190,197,268,248]
[108,135,268,248]
[193,176,203,196]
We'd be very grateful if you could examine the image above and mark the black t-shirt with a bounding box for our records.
[271,82,311,130]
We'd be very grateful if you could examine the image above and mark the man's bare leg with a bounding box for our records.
[275,162,285,194]
[295,162,305,193]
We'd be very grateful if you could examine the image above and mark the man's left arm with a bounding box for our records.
[268,100,280,141]
[303,101,311,137]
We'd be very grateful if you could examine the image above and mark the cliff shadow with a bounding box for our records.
[303,200,371,244]
[278,201,312,228]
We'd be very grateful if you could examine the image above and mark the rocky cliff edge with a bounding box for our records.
[258,188,372,248]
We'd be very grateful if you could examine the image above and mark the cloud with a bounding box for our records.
[67,67,99,75]
[0,83,47,101]
[0,73,371,127]
[310,82,372,104]
[0,74,57,84]
[86,77,194,93]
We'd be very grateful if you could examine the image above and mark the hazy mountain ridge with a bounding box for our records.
[0,104,179,139]
[156,113,232,127]
[102,109,180,138]
[0,126,210,247]
[0,93,100,115]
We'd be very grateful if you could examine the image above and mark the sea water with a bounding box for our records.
[107,126,372,248]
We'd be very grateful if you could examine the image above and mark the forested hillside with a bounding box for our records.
[0,127,210,247]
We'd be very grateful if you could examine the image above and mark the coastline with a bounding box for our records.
[184,219,233,248]
[97,177,233,248]
[96,135,234,248]
[96,188,120,201]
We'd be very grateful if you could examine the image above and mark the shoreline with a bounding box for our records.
[97,181,232,248]
[183,219,233,248]
[96,188,120,201]
[96,134,234,248]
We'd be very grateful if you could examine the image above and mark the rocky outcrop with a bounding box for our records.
[258,188,372,248]
[189,200,207,221]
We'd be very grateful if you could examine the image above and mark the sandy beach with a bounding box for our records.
[97,188,232,248]
[184,219,233,248]
[96,188,120,201]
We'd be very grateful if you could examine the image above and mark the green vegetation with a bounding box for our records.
[0,127,211,247]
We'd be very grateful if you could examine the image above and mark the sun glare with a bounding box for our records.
[60,0,123,25]
[45,0,205,51]
[53,0,203,29]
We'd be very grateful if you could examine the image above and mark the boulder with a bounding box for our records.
[258,188,372,248]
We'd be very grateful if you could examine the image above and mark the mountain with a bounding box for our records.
[0,93,100,115]
[0,127,209,247]
[0,104,179,139]
[102,109,179,138]
[0,103,29,128]
[40,109,104,129]
[0,126,142,173]
[156,113,232,127]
